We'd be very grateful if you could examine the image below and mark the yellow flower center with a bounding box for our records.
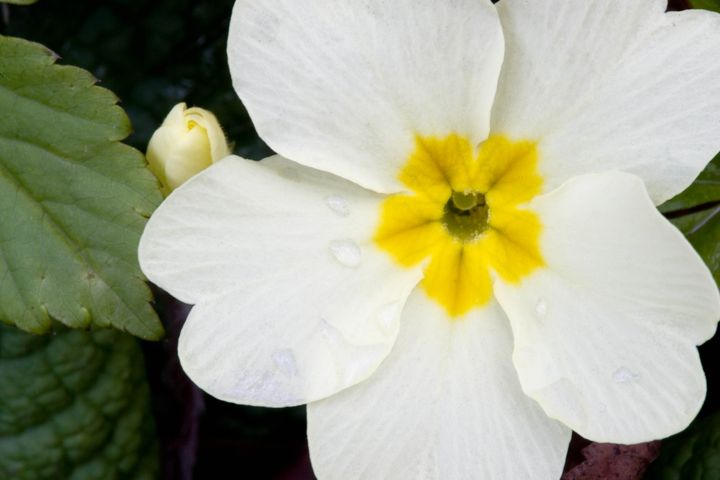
[374,134,545,317]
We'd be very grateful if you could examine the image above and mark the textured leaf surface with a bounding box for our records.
[0,35,163,339]
[0,324,159,479]
[646,412,720,480]
[690,0,720,13]
[660,155,720,213]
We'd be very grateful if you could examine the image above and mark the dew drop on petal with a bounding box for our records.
[277,166,300,181]
[376,302,399,333]
[325,195,350,217]
[272,349,298,377]
[329,240,362,268]
[319,318,341,346]
[535,298,547,317]
[340,350,384,385]
[612,367,640,384]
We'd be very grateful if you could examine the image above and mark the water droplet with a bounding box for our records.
[329,240,362,268]
[340,349,383,385]
[535,298,547,316]
[325,195,350,217]
[278,166,299,181]
[319,318,342,346]
[376,302,399,333]
[612,367,640,384]
[317,319,384,384]
[272,349,298,377]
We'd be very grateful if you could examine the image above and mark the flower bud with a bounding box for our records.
[146,103,231,195]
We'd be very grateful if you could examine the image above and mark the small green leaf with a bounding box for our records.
[690,0,720,13]
[645,412,720,480]
[0,35,163,339]
[660,154,720,214]
[0,324,159,479]
[671,206,720,284]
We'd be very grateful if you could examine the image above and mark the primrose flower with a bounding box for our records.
[139,0,720,478]
[146,103,230,195]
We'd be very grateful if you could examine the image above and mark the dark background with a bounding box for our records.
[1,1,715,479]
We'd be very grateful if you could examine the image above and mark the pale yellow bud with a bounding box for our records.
[146,103,231,195]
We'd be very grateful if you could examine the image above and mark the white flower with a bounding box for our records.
[146,103,230,195]
[139,1,720,478]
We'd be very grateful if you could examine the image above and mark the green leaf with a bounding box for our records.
[660,154,720,214]
[1,0,39,5]
[690,0,720,13]
[0,324,159,479]
[645,412,720,480]
[0,35,163,339]
[670,206,720,284]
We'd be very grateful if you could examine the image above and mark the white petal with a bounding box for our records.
[228,0,504,192]
[494,172,720,443]
[139,156,421,406]
[492,0,720,204]
[307,290,571,480]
